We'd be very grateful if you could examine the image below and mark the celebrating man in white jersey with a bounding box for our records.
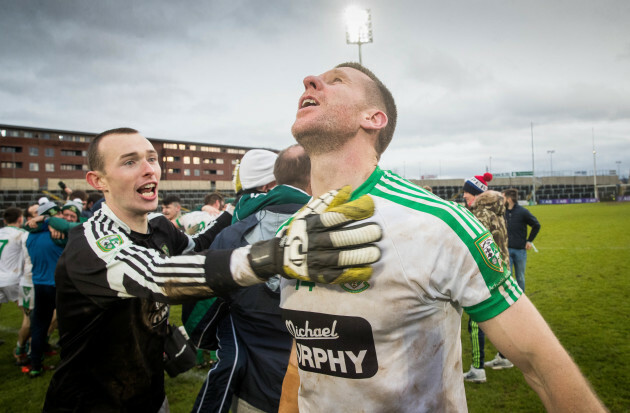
[278,62,606,412]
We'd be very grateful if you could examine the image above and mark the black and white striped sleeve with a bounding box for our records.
[64,216,261,304]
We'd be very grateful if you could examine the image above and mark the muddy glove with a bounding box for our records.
[248,186,382,284]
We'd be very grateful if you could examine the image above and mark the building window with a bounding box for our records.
[178,144,186,150]
[1,146,22,153]
[183,169,191,176]
[61,149,83,157]
[189,145,196,151]
[232,159,239,164]
[8,130,20,137]
[0,129,5,137]
[203,169,217,175]
[1,162,22,169]
[193,157,200,165]
[24,132,34,138]
[194,169,200,176]
[226,148,246,154]
[45,163,55,172]
[43,133,51,140]
[201,146,220,153]
[29,147,39,156]
[167,168,181,174]
[217,170,224,175]
[60,164,83,171]
[164,143,178,149]
[29,162,39,171]
[183,156,191,164]
[45,148,54,157]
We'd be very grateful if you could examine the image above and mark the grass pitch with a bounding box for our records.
[1,202,628,412]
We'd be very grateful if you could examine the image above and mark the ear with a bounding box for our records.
[360,109,388,132]
[86,171,107,192]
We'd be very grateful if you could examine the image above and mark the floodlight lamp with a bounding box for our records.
[345,6,372,44]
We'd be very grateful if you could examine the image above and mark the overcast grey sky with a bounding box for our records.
[1,0,629,179]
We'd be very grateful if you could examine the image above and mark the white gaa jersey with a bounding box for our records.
[177,211,219,235]
[0,226,29,287]
[280,167,522,412]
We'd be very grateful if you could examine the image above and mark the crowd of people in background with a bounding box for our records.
[0,61,605,413]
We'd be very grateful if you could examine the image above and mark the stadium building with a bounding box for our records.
[0,124,625,217]
[0,124,265,213]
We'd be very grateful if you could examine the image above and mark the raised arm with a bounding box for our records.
[480,295,607,412]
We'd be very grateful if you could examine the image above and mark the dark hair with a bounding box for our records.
[204,192,224,207]
[70,189,88,202]
[274,144,311,191]
[87,192,103,204]
[503,188,519,203]
[87,127,139,172]
[335,62,397,156]
[162,195,181,206]
[3,207,23,224]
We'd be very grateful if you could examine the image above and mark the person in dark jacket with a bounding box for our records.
[502,188,541,292]
[192,144,311,413]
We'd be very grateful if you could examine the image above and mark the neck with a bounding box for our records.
[108,203,149,233]
[309,136,378,198]
[508,200,515,209]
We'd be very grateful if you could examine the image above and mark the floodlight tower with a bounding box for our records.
[344,6,373,65]
[592,128,598,200]
[531,122,536,204]
[547,150,555,176]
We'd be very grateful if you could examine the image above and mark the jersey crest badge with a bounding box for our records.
[474,232,503,272]
[341,281,370,293]
[96,234,124,252]
[161,244,170,256]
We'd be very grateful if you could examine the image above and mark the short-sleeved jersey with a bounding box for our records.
[178,210,219,235]
[0,226,28,287]
[280,167,522,412]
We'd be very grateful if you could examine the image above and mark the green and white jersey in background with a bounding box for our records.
[280,167,522,412]
[0,226,29,288]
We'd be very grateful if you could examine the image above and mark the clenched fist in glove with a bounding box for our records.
[248,186,382,284]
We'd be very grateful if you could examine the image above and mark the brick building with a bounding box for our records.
[0,124,264,191]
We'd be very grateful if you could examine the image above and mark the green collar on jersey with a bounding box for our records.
[350,166,384,201]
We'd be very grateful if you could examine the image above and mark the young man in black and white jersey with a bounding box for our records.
[43,127,382,412]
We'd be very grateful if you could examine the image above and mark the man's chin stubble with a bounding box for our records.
[292,129,355,156]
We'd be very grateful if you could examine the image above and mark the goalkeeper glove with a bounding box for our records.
[248,186,382,284]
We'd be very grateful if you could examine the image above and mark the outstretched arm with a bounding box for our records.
[480,296,607,412]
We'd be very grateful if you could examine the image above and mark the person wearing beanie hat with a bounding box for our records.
[235,149,278,192]
[37,201,61,218]
[25,200,64,378]
[463,172,493,204]
[231,149,279,223]
[462,171,512,383]
[62,200,83,223]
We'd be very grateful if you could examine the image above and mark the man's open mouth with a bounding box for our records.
[300,98,319,108]
[137,183,156,198]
